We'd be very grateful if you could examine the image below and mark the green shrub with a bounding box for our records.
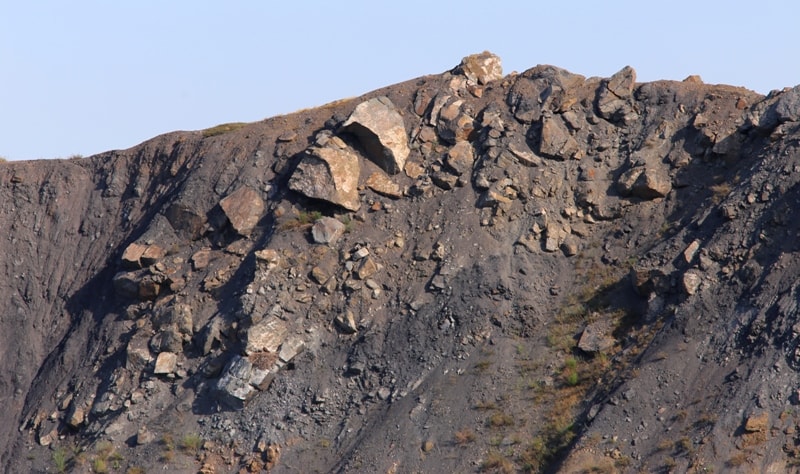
[52,447,69,473]
[92,457,108,474]
[179,433,203,454]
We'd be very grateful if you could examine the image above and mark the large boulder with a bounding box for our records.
[597,66,637,123]
[311,217,346,245]
[453,51,503,85]
[507,65,586,123]
[539,116,580,160]
[618,166,672,199]
[341,96,409,175]
[245,316,289,355]
[219,186,264,236]
[214,355,277,410]
[435,99,476,144]
[165,203,207,240]
[289,137,361,211]
[121,243,166,269]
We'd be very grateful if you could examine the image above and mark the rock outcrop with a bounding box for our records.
[341,96,409,174]
[6,52,800,474]
[288,135,361,211]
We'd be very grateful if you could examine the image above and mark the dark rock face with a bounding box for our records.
[4,53,800,473]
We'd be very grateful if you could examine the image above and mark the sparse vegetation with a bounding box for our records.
[726,451,747,467]
[710,182,732,204]
[91,457,108,474]
[202,122,249,138]
[279,209,323,230]
[179,433,203,455]
[159,434,175,463]
[474,400,498,411]
[563,357,580,386]
[474,360,492,373]
[488,411,515,428]
[454,427,477,446]
[52,447,70,473]
[481,449,515,473]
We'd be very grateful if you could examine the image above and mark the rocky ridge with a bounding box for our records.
[3,51,800,473]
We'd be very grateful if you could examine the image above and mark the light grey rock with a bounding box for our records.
[245,316,288,355]
[453,51,503,85]
[597,66,638,123]
[335,310,358,334]
[311,217,346,245]
[153,352,177,375]
[220,186,265,236]
[289,137,361,211]
[539,116,580,160]
[342,96,409,174]
[682,270,702,295]
[578,321,615,353]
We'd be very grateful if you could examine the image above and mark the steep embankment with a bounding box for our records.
[2,52,800,473]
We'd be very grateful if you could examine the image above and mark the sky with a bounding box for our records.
[2,1,799,161]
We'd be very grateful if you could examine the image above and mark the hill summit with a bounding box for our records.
[3,51,800,472]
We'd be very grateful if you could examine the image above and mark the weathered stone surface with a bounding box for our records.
[255,248,280,269]
[544,222,570,252]
[561,235,579,256]
[507,65,585,123]
[154,302,193,337]
[445,141,475,176]
[66,404,86,429]
[744,412,769,432]
[191,248,212,270]
[214,355,276,410]
[618,166,672,199]
[335,310,358,334]
[431,171,458,190]
[356,256,380,280]
[539,116,580,160]
[220,186,264,236]
[341,96,409,175]
[597,66,637,123]
[122,243,148,269]
[126,332,154,371]
[682,270,702,295]
[508,143,541,167]
[436,100,475,144]
[153,351,177,375]
[289,137,361,211]
[140,244,166,267]
[454,51,503,85]
[278,337,306,364]
[113,270,161,301]
[311,217,346,245]
[683,240,701,264]
[632,167,672,199]
[245,316,289,355]
[759,85,800,130]
[606,65,636,98]
[136,426,155,445]
[165,203,207,240]
[404,160,426,179]
[365,171,402,198]
[578,321,616,353]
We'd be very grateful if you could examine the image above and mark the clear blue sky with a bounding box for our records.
[2,1,798,161]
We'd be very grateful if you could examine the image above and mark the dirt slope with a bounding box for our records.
[2,52,800,473]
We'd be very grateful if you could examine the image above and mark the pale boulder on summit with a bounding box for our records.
[454,51,504,84]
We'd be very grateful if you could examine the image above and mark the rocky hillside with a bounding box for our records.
[3,51,800,473]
